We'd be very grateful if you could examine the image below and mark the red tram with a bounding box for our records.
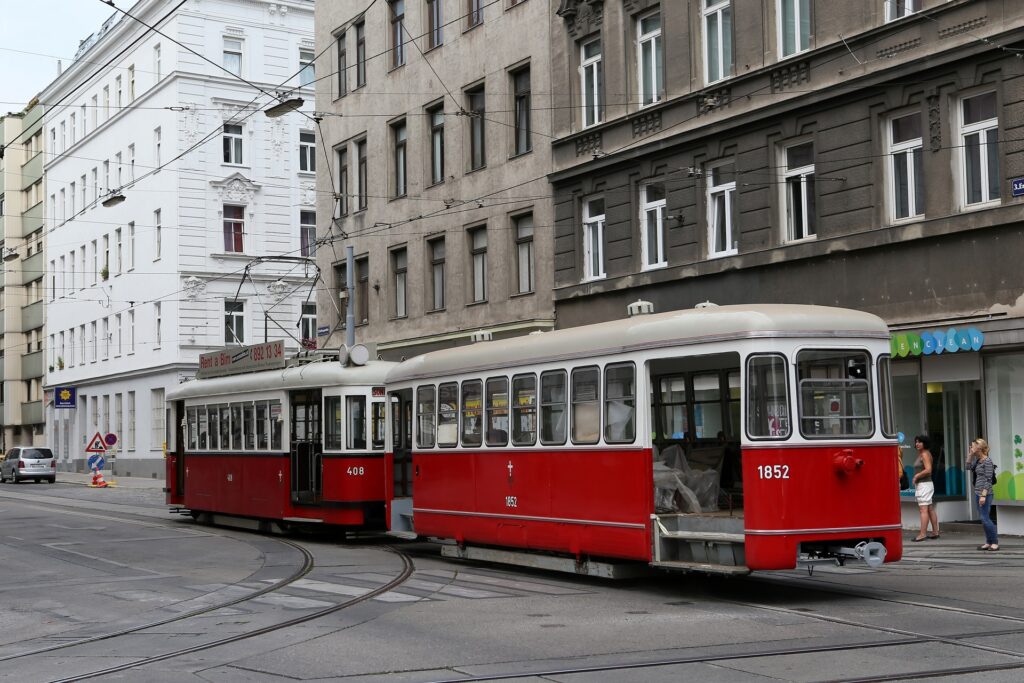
[165,354,396,531]
[384,304,902,574]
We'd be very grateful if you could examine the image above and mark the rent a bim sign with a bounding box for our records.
[197,341,286,379]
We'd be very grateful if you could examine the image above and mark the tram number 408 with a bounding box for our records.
[757,464,790,480]
[346,466,365,476]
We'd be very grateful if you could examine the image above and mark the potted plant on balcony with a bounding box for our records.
[57,357,64,370]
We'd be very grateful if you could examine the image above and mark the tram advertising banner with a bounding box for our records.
[197,341,287,379]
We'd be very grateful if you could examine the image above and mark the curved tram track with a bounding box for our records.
[0,492,415,682]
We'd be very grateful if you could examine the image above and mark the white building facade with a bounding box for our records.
[42,0,318,477]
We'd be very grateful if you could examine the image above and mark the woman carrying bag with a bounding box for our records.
[966,438,999,551]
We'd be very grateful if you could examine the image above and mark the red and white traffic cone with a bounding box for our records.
[91,468,108,488]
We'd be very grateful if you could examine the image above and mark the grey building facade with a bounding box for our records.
[314,0,557,358]
[547,0,1024,532]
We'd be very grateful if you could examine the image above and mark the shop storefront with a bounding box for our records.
[892,324,1024,535]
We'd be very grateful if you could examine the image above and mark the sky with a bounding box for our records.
[1,0,123,113]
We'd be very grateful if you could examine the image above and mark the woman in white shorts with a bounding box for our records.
[911,434,939,541]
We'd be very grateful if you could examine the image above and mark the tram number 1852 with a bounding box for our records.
[757,464,790,480]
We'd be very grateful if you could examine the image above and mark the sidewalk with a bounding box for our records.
[57,470,166,490]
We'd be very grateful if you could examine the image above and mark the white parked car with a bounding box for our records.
[0,447,56,484]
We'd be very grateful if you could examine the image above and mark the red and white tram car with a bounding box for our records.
[385,304,902,573]
[166,357,396,531]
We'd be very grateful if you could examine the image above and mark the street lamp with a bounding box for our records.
[264,97,304,118]
[102,191,126,208]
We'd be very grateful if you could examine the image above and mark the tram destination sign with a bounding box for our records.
[197,341,287,379]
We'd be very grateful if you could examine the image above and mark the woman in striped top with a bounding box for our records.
[967,438,998,551]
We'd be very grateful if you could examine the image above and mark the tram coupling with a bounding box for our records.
[800,541,887,570]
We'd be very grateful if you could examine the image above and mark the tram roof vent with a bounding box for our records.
[694,300,719,309]
[470,329,493,343]
[627,299,655,317]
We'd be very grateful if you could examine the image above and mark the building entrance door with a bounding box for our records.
[925,381,981,503]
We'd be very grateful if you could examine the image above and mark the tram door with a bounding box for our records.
[388,388,415,534]
[290,390,323,503]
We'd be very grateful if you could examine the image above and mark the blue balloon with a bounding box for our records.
[967,327,984,351]
[921,335,936,355]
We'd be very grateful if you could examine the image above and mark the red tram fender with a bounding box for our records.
[742,445,903,570]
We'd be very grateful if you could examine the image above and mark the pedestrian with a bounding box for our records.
[911,434,939,541]
[966,437,999,551]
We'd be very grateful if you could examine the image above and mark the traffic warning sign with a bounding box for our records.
[86,432,107,454]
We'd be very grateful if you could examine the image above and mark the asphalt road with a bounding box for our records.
[0,479,1021,683]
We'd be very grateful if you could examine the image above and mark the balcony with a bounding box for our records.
[21,350,43,379]
[22,202,43,235]
[20,153,43,187]
[21,400,43,425]
[22,251,43,284]
[21,300,43,331]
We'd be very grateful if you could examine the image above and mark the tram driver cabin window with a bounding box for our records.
[796,350,873,437]
[347,396,367,449]
[746,354,791,439]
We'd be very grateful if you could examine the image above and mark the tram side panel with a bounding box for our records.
[413,448,653,561]
[321,454,386,503]
[742,444,903,570]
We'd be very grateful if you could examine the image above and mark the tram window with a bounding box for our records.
[746,354,791,439]
[372,401,387,450]
[244,403,256,450]
[324,396,343,449]
[270,400,283,450]
[796,349,873,438]
[231,404,243,449]
[728,372,740,438]
[571,366,601,444]
[604,363,635,444]
[540,370,567,445]
[437,382,459,447]
[256,402,269,449]
[186,407,198,450]
[198,408,209,449]
[486,377,509,446]
[209,405,221,449]
[658,377,688,439]
[693,373,723,439]
[462,380,483,447]
[417,385,436,448]
[512,374,537,446]
[347,396,367,450]
[878,355,896,438]
[219,405,231,449]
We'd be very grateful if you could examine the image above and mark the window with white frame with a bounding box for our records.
[299,49,315,86]
[959,91,999,207]
[888,112,923,221]
[79,324,86,364]
[582,196,606,280]
[102,317,110,357]
[581,38,603,127]
[337,148,349,215]
[225,300,245,344]
[468,0,483,27]
[470,227,487,303]
[637,11,663,106]
[115,314,122,356]
[154,127,161,167]
[429,106,445,185]
[128,65,135,101]
[127,391,136,450]
[707,162,737,256]
[128,222,135,269]
[778,0,810,58]
[704,0,733,84]
[299,130,316,172]
[115,152,122,187]
[129,143,135,180]
[300,303,317,343]
[515,213,535,294]
[90,322,98,362]
[430,237,445,310]
[115,228,123,274]
[154,209,162,259]
[783,141,816,241]
[223,204,245,252]
[393,247,408,317]
[300,210,316,257]
[337,34,347,95]
[886,0,917,22]
[427,0,443,48]
[467,87,485,170]
[115,76,122,108]
[356,138,368,210]
[223,38,242,76]
[640,182,667,269]
[151,388,165,449]
[513,67,531,155]
[128,309,135,353]
[154,43,161,80]
[393,120,407,196]
[103,86,110,120]
[356,21,366,87]
[154,302,162,347]
[390,0,406,68]
[223,124,243,165]
[70,114,76,145]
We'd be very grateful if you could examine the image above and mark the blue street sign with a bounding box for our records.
[87,454,106,471]
[1013,177,1024,197]
[317,325,330,337]
[55,386,77,409]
